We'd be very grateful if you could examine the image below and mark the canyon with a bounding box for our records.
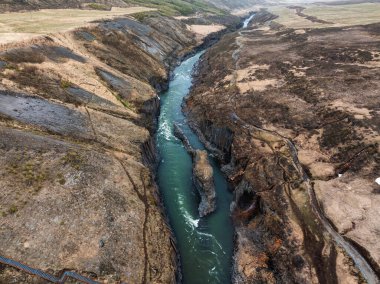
[0,0,379,283]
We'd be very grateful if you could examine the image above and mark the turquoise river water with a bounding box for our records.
[156,51,234,284]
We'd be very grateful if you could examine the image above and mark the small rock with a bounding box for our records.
[375,177,380,185]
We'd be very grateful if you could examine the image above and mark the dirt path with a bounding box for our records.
[288,6,333,24]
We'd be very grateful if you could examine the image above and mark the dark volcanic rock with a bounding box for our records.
[173,123,216,217]
[193,149,216,217]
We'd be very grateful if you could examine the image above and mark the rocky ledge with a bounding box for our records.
[173,123,216,217]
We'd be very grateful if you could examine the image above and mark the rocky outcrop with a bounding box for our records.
[173,123,216,217]
[193,150,216,217]
[173,123,193,153]
[0,14,197,283]
[186,11,380,284]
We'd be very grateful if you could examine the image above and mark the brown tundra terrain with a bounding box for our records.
[186,4,380,284]
[0,0,380,283]
[0,9,198,283]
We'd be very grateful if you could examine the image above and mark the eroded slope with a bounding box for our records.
[0,14,196,283]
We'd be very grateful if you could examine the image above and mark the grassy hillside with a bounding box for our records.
[123,0,225,16]
[202,0,263,10]
[0,0,128,12]
[0,7,155,44]
[0,0,226,15]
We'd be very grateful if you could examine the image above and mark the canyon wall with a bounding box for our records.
[186,11,380,283]
[0,14,196,283]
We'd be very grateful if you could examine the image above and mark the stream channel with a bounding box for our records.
[156,15,255,284]
[156,51,233,284]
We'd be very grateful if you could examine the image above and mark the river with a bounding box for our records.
[156,13,259,283]
[156,51,234,284]
[243,13,255,28]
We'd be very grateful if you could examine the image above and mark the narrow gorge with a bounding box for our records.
[0,1,379,284]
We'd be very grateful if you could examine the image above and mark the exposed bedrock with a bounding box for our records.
[185,11,380,284]
[0,14,197,283]
[173,123,216,217]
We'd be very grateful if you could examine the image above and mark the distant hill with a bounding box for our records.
[204,0,380,8]
[121,0,225,16]
[202,0,264,9]
[0,0,128,11]
[0,0,227,15]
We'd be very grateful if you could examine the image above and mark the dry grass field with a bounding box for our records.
[267,5,323,28]
[267,3,380,29]
[0,7,155,44]
[305,3,380,26]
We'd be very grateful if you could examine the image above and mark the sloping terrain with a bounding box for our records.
[203,0,264,10]
[0,0,128,12]
[267,2,380,28]
[1,0,379,283]
[0,0,226,15]
[186,7,380,284]
[0,13,197,283]
[123,0,225,16]
[0,7,155,44]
